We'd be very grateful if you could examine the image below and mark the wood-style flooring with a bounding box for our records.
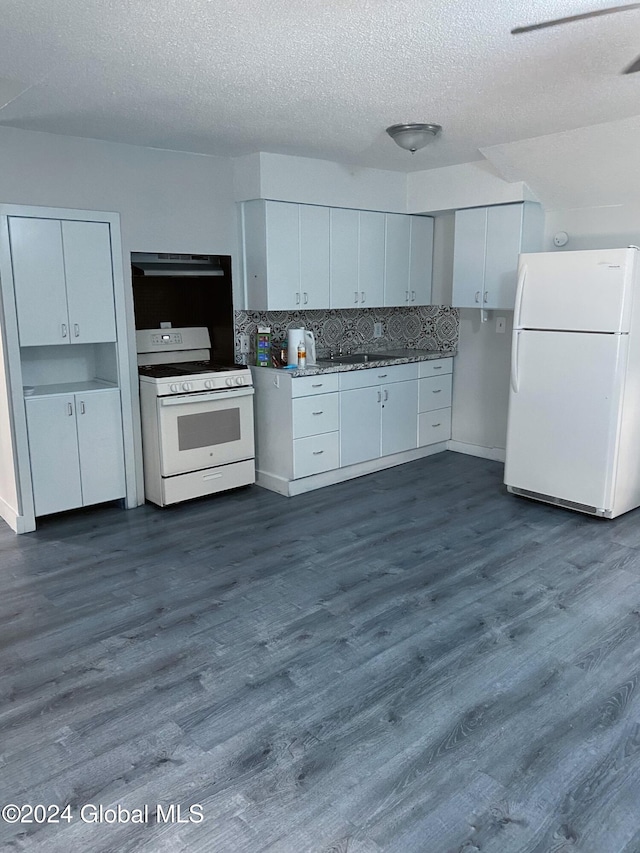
[3,452,640,852]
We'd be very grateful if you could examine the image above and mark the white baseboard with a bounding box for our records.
[447,440,505,463]
[256,443,448,497]
[0,495,35,534]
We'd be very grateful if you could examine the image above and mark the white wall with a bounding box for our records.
[543,204,640,251]
[407,160,533,215]
[234,151,408,212]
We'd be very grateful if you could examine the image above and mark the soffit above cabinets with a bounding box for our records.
[0,2,639,173]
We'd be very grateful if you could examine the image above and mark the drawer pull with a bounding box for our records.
[312,383,323,388]
[203,472,223,481]
[432,365,443,370]
[378,373,388,378]
[312,411,323,415]
[432,422,441,427]
[432,389,442,394]
[312,450,324,455]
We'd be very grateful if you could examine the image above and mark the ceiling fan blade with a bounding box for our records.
[623,53,640,71]
[512,3,640,34]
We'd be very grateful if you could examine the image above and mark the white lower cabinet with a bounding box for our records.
[340,368,419,466]
[417,358,453,447]
[25,387,126,516]
[251,359,451,497]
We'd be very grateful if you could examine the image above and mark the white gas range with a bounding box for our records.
[136,327,255,506]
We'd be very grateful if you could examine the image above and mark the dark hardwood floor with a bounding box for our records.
[3,452,640,852]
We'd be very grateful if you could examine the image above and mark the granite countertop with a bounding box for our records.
[251,349,455,378]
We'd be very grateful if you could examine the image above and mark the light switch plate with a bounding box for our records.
[240,334,250,353]
[496,317,506,334]
[374,322,383,338]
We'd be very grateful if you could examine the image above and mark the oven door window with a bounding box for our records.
[157,392,254,477]
[178,409,240,450]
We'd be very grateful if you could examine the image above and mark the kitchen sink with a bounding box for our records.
[317,352,395,364]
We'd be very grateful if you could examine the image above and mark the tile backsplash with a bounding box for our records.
[234,306,459,363]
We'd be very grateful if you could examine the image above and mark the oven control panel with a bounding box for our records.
[143,369,253,396]
[152,332,183,345]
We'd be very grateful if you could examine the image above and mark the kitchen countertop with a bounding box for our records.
[251,349,455,378]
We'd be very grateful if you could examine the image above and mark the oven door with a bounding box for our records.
[156,388,255,477]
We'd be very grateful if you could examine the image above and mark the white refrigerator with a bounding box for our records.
[504,246,640,518]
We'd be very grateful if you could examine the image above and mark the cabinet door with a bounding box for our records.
[340,387,381,467]
[358,211,385,307]
[265,201,300,309]
[330,208,360,309]
[409,216,434,305]
[63,221,117,343]
[452,207,487,308]
[9,217,69,346]
[483,204,524,310]
[384,214,411,306]
[299,204,330,309]
[381,380,418,456]
[25,396,82,515]
[76,389,126,506]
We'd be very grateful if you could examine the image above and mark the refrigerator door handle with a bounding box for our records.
[511,331,521,393]
[514,264,527,329]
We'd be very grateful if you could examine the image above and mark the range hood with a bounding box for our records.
[131,252,224,277]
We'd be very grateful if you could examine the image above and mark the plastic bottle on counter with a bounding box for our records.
[297,340,306,369]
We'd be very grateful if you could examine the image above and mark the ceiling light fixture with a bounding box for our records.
[386,123,442,153]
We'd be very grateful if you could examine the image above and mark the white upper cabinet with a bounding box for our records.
[330,207,360,309]
[384,214,434,307]
[242,200,434,310]
[357,211,385,308]
[243,200,330,310]
[384,214,411,306]
[452,202,543,310]
[9,217,116,346]
[299,204,330,309]
[62,221,117,344]
[330,208,385,308]
[409,215,434,305]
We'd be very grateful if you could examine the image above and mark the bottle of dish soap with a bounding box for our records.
[297,340,306,369]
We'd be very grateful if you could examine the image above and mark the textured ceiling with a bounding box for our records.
[0,0,639,172]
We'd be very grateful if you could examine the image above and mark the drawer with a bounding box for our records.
[339,362,418,391]
[418,374,452,412]
[293,431,339,478]
[418,408,451,446]
[291,373,339,397]
[418,358,453,379]
[293,393,339,438]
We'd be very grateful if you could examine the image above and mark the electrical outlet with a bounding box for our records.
[240,334,250,353]
[374,322,383,338]
[496,317,506,334]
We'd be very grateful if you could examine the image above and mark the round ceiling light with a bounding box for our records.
[386,123,442,153]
